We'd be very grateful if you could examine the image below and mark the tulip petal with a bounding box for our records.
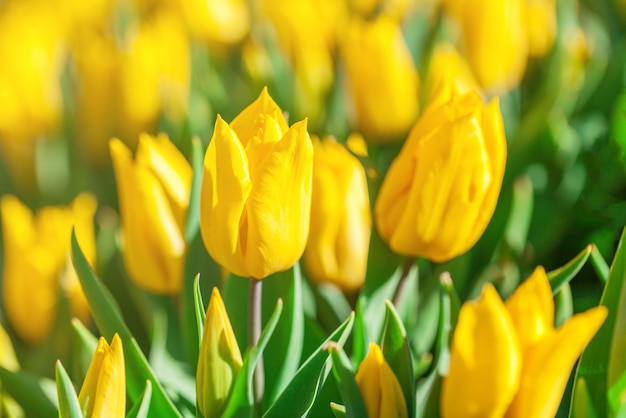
[200,116,252,277]
[230,87,288,147]
[441,284,521,418]
[244,119,313,278]
[505,266,554,353]
[506,306,608,418]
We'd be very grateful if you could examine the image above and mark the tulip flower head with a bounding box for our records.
[110,133,192,294]
[303,135,371,293]
[356,343,408,418]
[375,89,506,262]
[200,88,314,279]
[196,288,243,418]
[1,193,97,344]
[441,267,608,418]
[78,333,126,418]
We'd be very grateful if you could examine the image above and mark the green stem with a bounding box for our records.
[392,257,416,307]
[249,278,264,415]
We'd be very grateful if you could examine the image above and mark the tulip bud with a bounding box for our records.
[374,90,506,262]
[78,334,126,418]
[1,194,97,344]
[200,88,314,279]
[526,0,557,58]
[110,133,192,294]
[303,136,371,293]
[444,0,527,94]
[341,15,419,142]
[441,284,522,418]
[356,343,408,418]
[196,288,243,418]
[0,323,19,372]
[178,0,249,48]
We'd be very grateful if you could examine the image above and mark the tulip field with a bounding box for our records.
[2,0,626,417]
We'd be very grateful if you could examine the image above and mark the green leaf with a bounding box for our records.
[571,378,599,418]
[185,137,204,242]
[263,312,355,418]
[330,403,347,418]
[327,343,368,418]
[127,381,153,418]
[381,300,415,418]
[55,361,83,418]
[194,274,206,338]
[572,227,626,417]
[262,264,304,404]
[0,367,57,418]
[590,244,610,284]
[70,318,98,383]
[222,298,284,418]
[554,283,574,328]
[547,245,592,294]
[70,231,181,418]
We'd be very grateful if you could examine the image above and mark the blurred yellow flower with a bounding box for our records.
[444,0,528,94]
[178,0,250,47]
[196,288,243,418]
[119,10,190,143]
[341,15,420,142]
[441,267,608,418]
[110,133,192,294]
[200,88,313,279]
[424,43,480,109]
[356,343,408,418]
[348,0,412,20]
[0,323,19,372]
[1,194,97,344]
[375,90,506,262]
[526,0,557,58]
[0,0,66,187]
[78,333,125,418]
[303,135,371,293]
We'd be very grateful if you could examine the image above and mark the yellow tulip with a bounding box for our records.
[441,268,608,418]
[0,324,19,373]
[374,90,506,262]
[196,288,243,418]
[110,133,192,294]
[356,343,408,418]
[78,333,125,418]
[1,194,97,344]
[303,135,371,293]
[341,15,420,142]
[424,43,480,109]
[442,284,522,418]
[526,0,557,58]
[504,267,608,418]
[177,0,249,48]
[443,0,527,94]
[200,88,314,279]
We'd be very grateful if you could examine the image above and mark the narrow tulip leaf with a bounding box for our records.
[572,227,626,418]
[194,274,206,338]
[590,244,610,284]
[327,343,368,418]
[263,312,355,418]
[185,136,204,242]
[608,370,626,415]
[127,381,153,418]
[330,403,347,418]
[70,230,182,418]
[554,283,574,328]
[262,264,304,404]
[0,367,57,418]
[55,361,83,418]
[572,378,599,418]
[222,299,283,418]
[70,318,98,382]
[547,245,592,294]
[381,300,415,418]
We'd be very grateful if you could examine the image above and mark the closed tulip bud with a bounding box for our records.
[1,194,97,344]
[110,133,192,294]
[375,91,506,262]
[424,43,480,109]
[341,16,420,142]
[303,135,371,293]
[444,0,527,94]
[197,288,243,418]
[78,334,125,418]
[200,88,314,279]
[356,343,408,418]
[441,268,607,418]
